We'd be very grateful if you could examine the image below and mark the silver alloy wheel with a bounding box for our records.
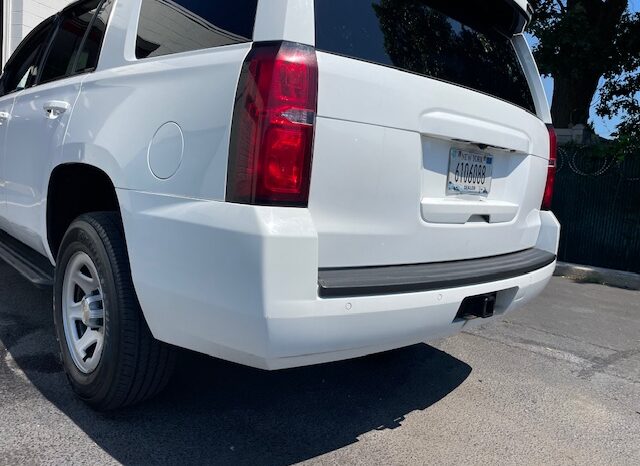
[62,251,106,374]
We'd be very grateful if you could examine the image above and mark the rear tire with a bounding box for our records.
[53,212,175,410]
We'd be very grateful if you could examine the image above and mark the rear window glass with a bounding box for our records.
[315,0,536,114]
[39,0,102,84]
[136,0,258,59]
[75,0,114,74]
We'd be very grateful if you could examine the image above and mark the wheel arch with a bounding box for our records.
[47,163,121,259]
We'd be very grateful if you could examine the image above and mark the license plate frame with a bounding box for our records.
[447,148,493,196]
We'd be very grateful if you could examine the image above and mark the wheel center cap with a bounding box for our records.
[81,295,104,328]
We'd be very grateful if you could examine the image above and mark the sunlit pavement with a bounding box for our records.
[1,261,639,465]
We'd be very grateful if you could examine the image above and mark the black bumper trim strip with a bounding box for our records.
[318,248,556,298]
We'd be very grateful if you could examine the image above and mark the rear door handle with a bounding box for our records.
[0,112,10,124]
[43,101,70,119]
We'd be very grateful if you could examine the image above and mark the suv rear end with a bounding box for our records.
[118,0,560,370]
[309,0,555,269]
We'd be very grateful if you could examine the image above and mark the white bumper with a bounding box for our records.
[118,190,560,370]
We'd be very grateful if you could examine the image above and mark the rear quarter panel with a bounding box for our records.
[64,46,248,199]
[59,0,249,200]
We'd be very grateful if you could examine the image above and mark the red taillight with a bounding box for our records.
[226,41,318,206]
[542,124,557,210]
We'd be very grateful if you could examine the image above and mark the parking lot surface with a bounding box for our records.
[0,261,639,465]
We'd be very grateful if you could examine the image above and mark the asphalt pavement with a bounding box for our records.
[0,261,638,465]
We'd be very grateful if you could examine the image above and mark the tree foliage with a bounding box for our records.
[529,1,640,151]
[597,9,640,154]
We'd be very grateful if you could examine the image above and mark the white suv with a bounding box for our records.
[0,0,559,410]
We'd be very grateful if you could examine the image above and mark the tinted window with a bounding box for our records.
[315,0,536,113]
[75,0,115,74]
[39,0,101,84]
[0,19,55,95]
[136,0,258,59]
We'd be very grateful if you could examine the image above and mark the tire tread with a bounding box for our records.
[58,212,175,410]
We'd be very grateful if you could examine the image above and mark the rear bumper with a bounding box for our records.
[118,189,560,370]
[318,248,556,297]
[263,261,555,369]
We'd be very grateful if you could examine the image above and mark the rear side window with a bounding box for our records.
[135,0,259,59]
[315,0,536,113]
[74,0,115,74]
[39,0,103,84]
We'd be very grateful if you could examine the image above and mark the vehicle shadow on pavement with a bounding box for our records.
[0,263,471,466]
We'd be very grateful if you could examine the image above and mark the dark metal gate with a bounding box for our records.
[551,147,640,273]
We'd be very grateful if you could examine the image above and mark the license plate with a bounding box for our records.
[447,148,493,195]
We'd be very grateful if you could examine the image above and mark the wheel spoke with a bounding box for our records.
[75,329,99,356]
[93,337,104,362]
[67,300,83,320]
[62,251,106,374]
[73,270,96,295]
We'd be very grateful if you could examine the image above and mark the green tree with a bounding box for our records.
[596,14,640,153]
[529,0,640,143]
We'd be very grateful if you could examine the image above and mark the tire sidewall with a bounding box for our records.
[54,218,123,402]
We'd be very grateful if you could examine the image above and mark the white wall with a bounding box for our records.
[3,0,73,63]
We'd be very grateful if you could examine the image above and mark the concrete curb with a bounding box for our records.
[553,262,640,291]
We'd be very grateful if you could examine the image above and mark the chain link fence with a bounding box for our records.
[552,146,640,273]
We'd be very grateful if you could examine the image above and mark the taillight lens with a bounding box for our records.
[542,124,557,210]
[226,41,318,206]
